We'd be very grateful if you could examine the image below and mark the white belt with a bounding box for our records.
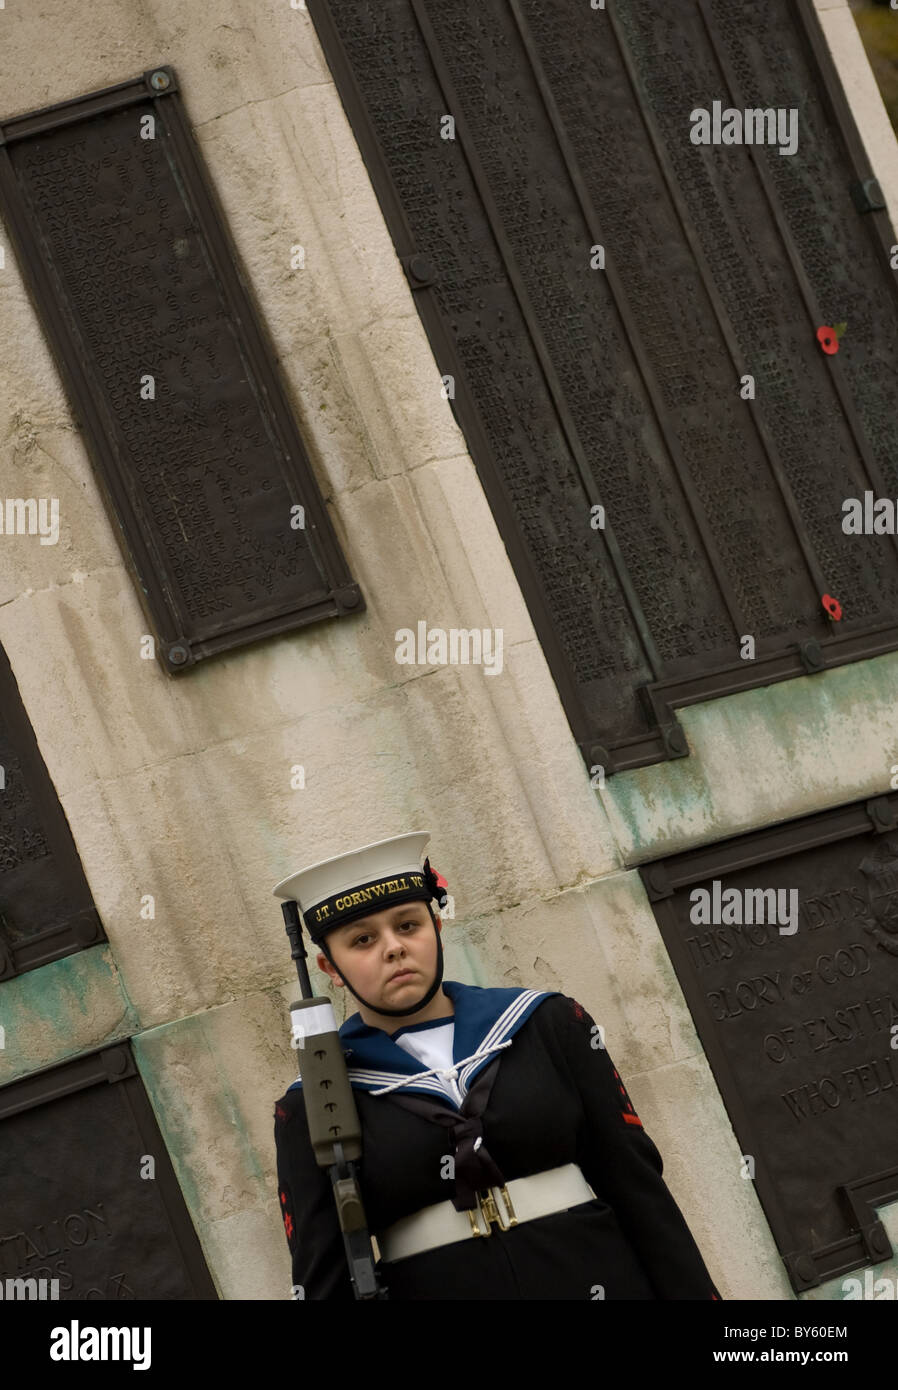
[375,1163,596,1264]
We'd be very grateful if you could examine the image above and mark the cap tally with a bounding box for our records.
[272,831,448,945]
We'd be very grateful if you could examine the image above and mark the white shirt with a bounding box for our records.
[392,1021,458,1100]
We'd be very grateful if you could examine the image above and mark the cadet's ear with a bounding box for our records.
[434,914,442,932]
[318,951,344,986]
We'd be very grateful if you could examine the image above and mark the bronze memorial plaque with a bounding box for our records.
[309,0,898,775]
[640,793,898,1291]
[0,1043,216,1299]
[0,68,363,674]
[0,642,106,982]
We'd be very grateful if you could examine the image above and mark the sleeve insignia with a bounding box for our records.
[611,1065,644,1128]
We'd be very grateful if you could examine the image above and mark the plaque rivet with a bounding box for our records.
[76,916,100,944]
[168,644,189,666]
[870,1224,890,1257]
[340,589,361,610]
[150,70,171,91]
[408,255,434,286]
[666,725,688,756]
[800,638,824,671]
[646,867,666,894]
[102,1047,129,1076]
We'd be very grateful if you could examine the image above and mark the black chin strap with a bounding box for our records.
[319,904,445,1018]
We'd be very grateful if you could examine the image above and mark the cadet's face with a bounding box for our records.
[318,900,439,1008]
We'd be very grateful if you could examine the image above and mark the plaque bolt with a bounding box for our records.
[870,1224,890,1257]
[646,867,666,895]
[665,724,688,756]
[800,638,824,670]
[168,644,189,666]
[587,744,610,770]
[150,70,171,91]
[408,255,434,286]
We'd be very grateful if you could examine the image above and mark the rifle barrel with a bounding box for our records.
[282,898,313,997]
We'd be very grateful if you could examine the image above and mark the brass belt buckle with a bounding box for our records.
[469,1184,519,1235]
[466,1202,490,1237]
[494,1184,518,1229]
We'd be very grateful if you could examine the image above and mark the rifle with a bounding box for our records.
[281,898,388,1300]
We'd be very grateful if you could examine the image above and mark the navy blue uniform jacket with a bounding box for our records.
[273,981,721,1300]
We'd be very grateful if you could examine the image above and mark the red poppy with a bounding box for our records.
[816,325,838,355]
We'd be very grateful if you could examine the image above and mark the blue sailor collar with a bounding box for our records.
[287,980,557,1109]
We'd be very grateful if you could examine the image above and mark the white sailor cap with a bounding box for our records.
[271,831,449,944]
